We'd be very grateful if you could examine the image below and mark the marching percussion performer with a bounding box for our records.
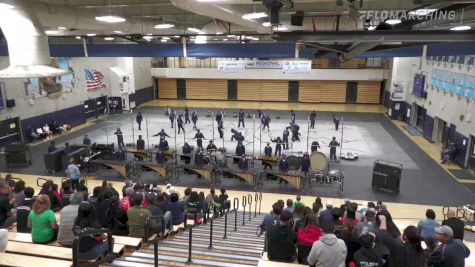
[136,135,145,150]
[184,107,191,124]
[291,123,301,142]
[261,113,270,132]
[290,110,296,124]
[156,149,166,164]
[283,127,290,150]
[238,155,249,171]
[235,141,246,156]
[177,113,185,134]
[193,129,206,149]
[309,110,317,129]
[194,149,205,166]
[329,136,340,161]
[332,114,340,131]
[278,154,289,184]
[216,110,223,124]
[206,140,217,153]
[158,136,169,151]
[182,142,193,164]
[217,119,224,139]
[169,110,176,128]
[238,109,245,128]
[311,141,321,153]
[271,136,283,157]
[136,111,143,130]
[263,142,273,170]
[153,129,171,138]
[191,108,198,128]
[114,128,125,149]
[301,153,311,188]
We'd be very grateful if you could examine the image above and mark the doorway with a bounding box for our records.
[288,81,299,102]
[413,104,426,131]
[177,79,186,100]
[433,117,446,150]
[346,82,358,103]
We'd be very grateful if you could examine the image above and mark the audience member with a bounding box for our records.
[127,193,157,238]
[167,193,185,226]
[293,195,304,208]
[312,197,323,214]
[284,199,294,214]
[261,202,282,233]
[219,188,230,211]
[353,232,383,267]
[341,202,359,225]
[319,200,334,224]
[182,187,192,203]
[417,209,439,251]
[58,192,83,247]
[60,182,74,208]
[297,212,321,264]
[402,225,427,267]
[16,187,35,233]
[186,191,203,222]
[442,209,465,240]
[28,194,58,244]
[0,181,16,228]
[308,221,347,267]
[119,187,134,212]
[429,225,470,267]
[73,202,109,260]
[146,192,172,231]
[267,210,297,262]
[12,180,26,208]
[338,220,361,265]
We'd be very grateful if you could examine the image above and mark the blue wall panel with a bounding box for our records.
[187,43,295,58]
[427,42,475,56]
[50,44,85,57]
[87,44,183,57]
[130,86,155,106]
[0,44,7,57]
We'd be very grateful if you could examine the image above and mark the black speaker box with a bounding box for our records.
[6,99,15,108]
[371,160,402,194]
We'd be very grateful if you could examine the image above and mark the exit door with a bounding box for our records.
[177,79,186,100]
[346,82,358,103]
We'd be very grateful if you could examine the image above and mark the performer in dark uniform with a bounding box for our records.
[257,109,262,119]
[136,112,143,130]
[153,129,171,138]
[177,114,185,134]
[218,119,224,139]
[182,142,193,164]
[216,111,223,124]
[114,128,125,148]
[311,141,321,153]
[191,109,198,128]
[238,155,248,171]
[332,115,340,131]
[158,136,169,151]
[235,141,246,156]
[156,149,166,164]
[206,140,217,153]
[291,123,301,142]
[271,137,282,157]
[184,107,191,124]
[194,129,205,149]
[194,149,205,166]
[329,136,340,161]
[169,110,176,128]
[301,152,311,189]
[83,135,91,145]
[136,135,145,150]
[278,154,289,184]
[231,128,240,141]
[282,128,290,150]
[290,110,296,124]
[263,142,273,170]
[309,111,316,129]
[238,109,245,128]
[261,113,270,132]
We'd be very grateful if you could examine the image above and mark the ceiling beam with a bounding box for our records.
[277,30,475,43]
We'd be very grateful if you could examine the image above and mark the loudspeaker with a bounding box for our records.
[6,99,15,108]
[371,160,402,194]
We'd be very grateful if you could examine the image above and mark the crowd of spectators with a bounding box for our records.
[262,196,470,267]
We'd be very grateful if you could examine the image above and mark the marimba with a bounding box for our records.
[128,149,149,161]
[222,167,256,187]
[184,164,215,184]
[136,161,172,179]
[271,170,302,191]
[91,159,134,178]
[258,156,278,168]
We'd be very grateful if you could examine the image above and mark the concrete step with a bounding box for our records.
[130,251,257,267]
[159,240,262,254]
[141,246,261,261]
[170,236,264,249]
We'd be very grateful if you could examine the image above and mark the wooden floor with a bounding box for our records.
[143,99,387,113]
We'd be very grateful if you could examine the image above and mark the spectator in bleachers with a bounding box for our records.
[341,202,359,225]
[429,225,470,267]
[294,206,312,231]
[198,192,209,216]
[267,210,297,262]
[76,181,89,201]
[331,208,344,236]
[297,212,322,264]
[377,211,404,267]
[401,226,427,267]
[12,180,26,208]
[319,200,334,224]
[88,186,102,208]
[284,199,294,214]
[60,182,74,208]
[39,180,61,212]
[146,193,172,232]
[417,209,439,251]
[308,221,347,267]
[28,127,40,141]
[16,187,35,233]
[52,183,62,204]
[58,192,84,247]
[28,194,58,244]
[0,181,16,229]
[186,191,203,223]
[128,193,157,238]
[312,197,323,214]
[4,174,15,188]
[293,195,304,208]
[219,188,230,212]
[121,180,132,197]
[63,142,72,154]
[355,209,377,238]
[167,192,185,226]
[442,209,465,240]
[73,202,109,260]
[338,220,361,266]
[119,187,134,212]
[47,141,57,153]
[182,187,192,203]
[352,232,384,267]
[0,229,7,252]
[205,188,217,204]
[36,127,47,141]
[261,202,282,233]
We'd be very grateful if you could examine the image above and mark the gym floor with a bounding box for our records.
[2,100,474,206]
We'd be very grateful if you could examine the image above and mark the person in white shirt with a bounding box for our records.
[43,124,52,139]
[36,128,47,140]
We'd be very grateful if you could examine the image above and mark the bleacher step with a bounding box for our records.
[141,246,261,261]
[127,252,257,267]
[158,240,262,254]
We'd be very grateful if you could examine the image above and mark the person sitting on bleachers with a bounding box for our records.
[63,142,73,154]
[0,181,16,229]
[36,127,47,140]
[50,121,61,134]
[440,143,457,164]
[119,187,134,212]
[127,193,157,238]
[267,210,297,262]
[73,202,109,260]
[218,188,230,212]
[39,180,61,212]
[352,232,384,267]
[43,124,53,139]
[28,194,58,244]
[186,191,203,223]
[60,182,74,208]
[58,192,84,247]
[146,192,172,232]
[16,187,35,233]
[167,192,185,226]
[28,127,39,141]
[47,141,57,153]
[260,202,282,234]
[297,212,322,264]
[12,180,26,209]
[59,123,72,134]
[307,221,347,267]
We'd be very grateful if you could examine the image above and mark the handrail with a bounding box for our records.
[233,198,239,231]
[247,194,252,221]
[258,192,263,215]
[185,209,198,264]
[144,216,165,267]
[72,228,115,267]
[242,195,247,226]
[254,192,258,217]
[36,177,48,187]
[208,214,217,249]
[223,210,228,239]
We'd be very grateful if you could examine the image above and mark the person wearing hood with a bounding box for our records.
[266,210,297,262]
[307,221,347,267]
[353,232,384,267]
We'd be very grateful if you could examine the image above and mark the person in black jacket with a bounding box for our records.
[353,232,384,267]
[282,128,290,150]
[83,135,91,145]
[309,111,317,129]
[290,110,296,124]
[153,129,171,138]
[235,141,245,156]
[156,149,166,164]
[158,136,169,151]
[217,119,224,139]
[271,137,282,157]
[169,110,176,128]
[114,128,125,148]
[184,107,191,124]
[266,210,296,262]
[136,135,145,150]
[311,141,321,153]
[177,114,185,134]
[182,142,193,164]
[194,129,205,149]
[238,109,245,128]
[442,210,465,240]
[136,112,143,130]
[401,225,427,267]
[191,109,198,128]
[16,187,35,233]
[261,113,270,132]
[278,155,289,185]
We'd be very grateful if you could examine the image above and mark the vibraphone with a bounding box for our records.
[258,156,278,168]
[128,149,149,161]
[222,167,257,187]
[136,161,172,180]
[271,170,302,191]
[91,159,134,178]
[183,164,216,185]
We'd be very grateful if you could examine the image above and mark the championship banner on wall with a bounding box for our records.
[245,60,283,69]
[218,61,246,73]
[282,61,312,74]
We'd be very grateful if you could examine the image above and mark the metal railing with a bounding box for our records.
[185,209,198,264]
[248,194,252,221]
[72,228,115,267]
[258,192,263,215]
[144,216,166,267]
[208,213,217,249]
[233,198,239,231]
[242,195,247,226]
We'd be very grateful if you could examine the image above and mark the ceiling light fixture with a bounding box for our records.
[227,34,235,38]
[223,38,229,41]
[113,30,123,34]
[161,39,167,43]
[0,3,14,9]
[44,30,59,35]
[242,12,267,20]
[450,25,471,31]
[216,32,223,35]
[368,25,377,31]
[143,36,153,41]
[87,33,97,36]
[386,19,401,25]
[104,37,115,41]
[162,37,170,40]
[187,27,205,34]
[262,22,271,27]
[75,36,82,40]
[155,23,175,29]
[174,35,180,38]
[57,26,67,30]
[195,35,207,44]
[276,26,289,31]
[95,0,126,23]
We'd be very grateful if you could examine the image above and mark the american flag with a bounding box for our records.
[85,69,105,91]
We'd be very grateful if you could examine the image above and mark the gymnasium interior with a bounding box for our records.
[0,0,475,266]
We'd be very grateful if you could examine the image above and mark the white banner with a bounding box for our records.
[282,60,312,74]
[218,61,246,74]
[245,60,283,69]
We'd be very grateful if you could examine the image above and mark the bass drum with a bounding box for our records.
[287,155,301,171]
[310,152,328,173]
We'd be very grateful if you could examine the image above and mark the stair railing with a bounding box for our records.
[233,197,239,231]
[144,216,165,267]
[258,191,263,215]
[72,228,115,267]
[248,193,252,221]
[185,208,198,264]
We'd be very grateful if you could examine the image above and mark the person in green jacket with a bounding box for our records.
[28,194,58,244]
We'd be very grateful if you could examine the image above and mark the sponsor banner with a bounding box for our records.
[245,60,283,69]
[217,60,312,73]
[218,61,246,73]
[282,60,312,74]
